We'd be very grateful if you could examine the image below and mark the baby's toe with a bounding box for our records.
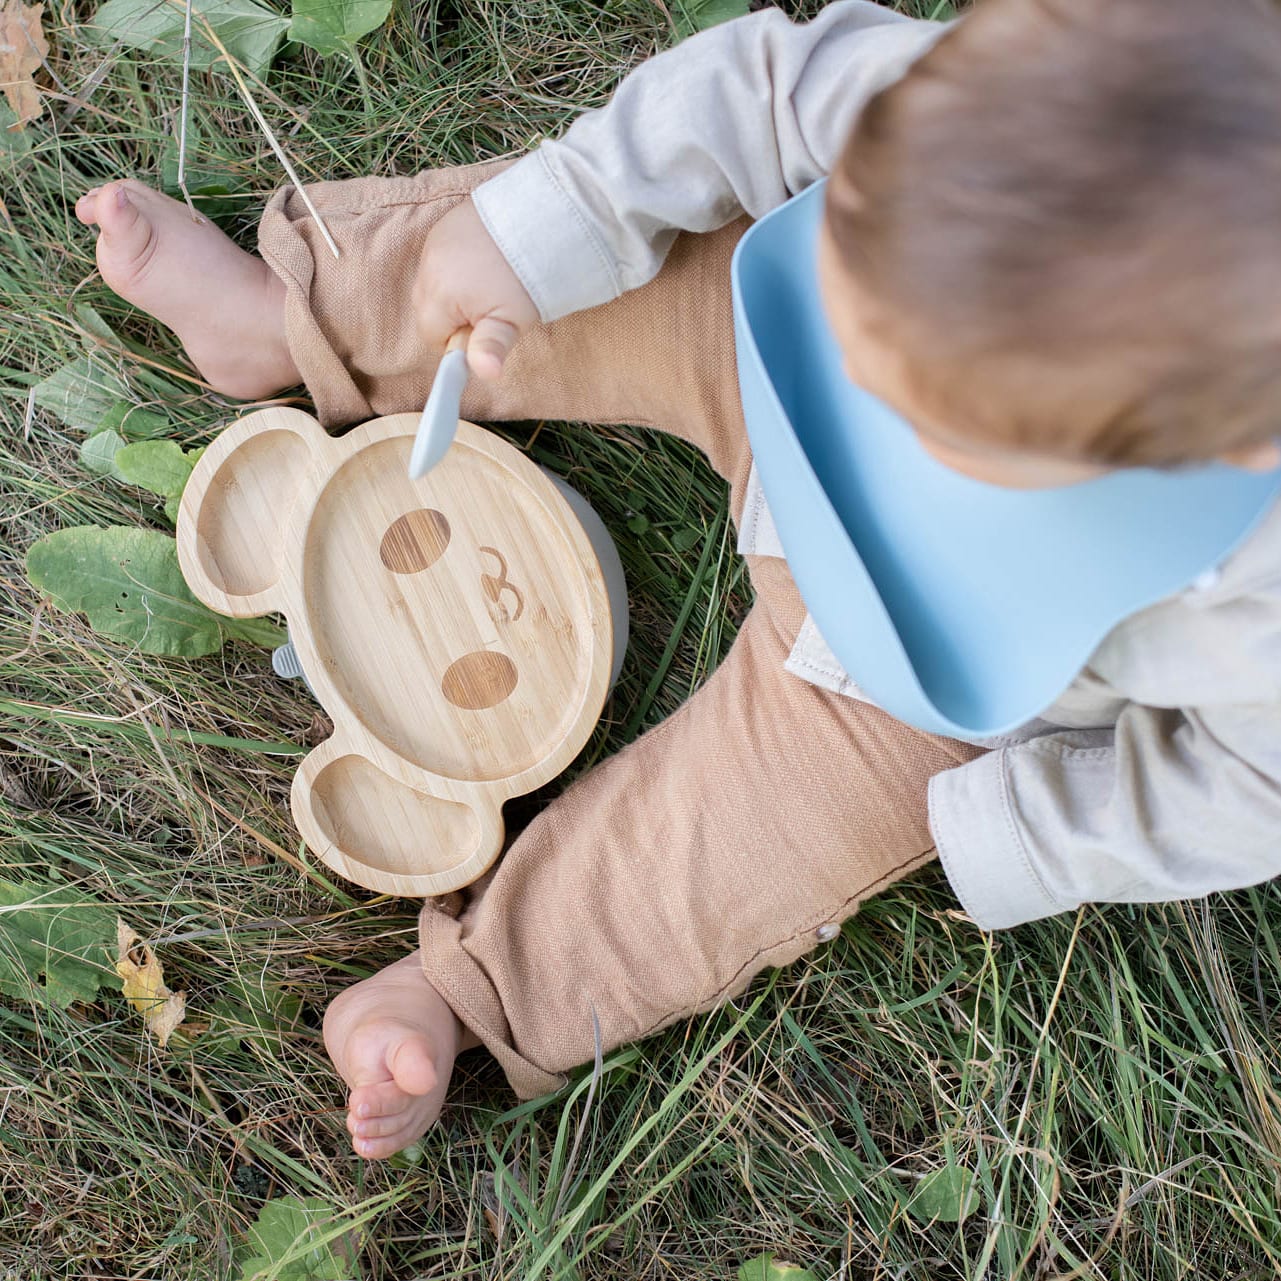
[354,1123,422,1160]
[348,1078,411,1122]
[75,188,104,224]
[350,1110,411,1141]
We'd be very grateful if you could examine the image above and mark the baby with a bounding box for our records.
[77,0,1281,1159]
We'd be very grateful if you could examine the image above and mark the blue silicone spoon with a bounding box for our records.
[408,327,471,479]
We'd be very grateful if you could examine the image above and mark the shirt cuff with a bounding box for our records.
[927,749,1068,930]
[471,149,624,324]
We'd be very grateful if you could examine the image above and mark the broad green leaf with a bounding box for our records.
[32,356,130,432]
[98,399,172,441]
[41,321,173,439]
[738,1254,818,1281]
[116,439,197,500]
[905,1163,980,1223]
[0,104,34,158]
[72,303,120,345]
[231,605,291,651]
[80,429,128,478]
[89,0,291,78]
[26,525,285,657]
[289,0,390,55]
[0,880,115,1009]
[238,1197,354,1281]
[675,0,749,37]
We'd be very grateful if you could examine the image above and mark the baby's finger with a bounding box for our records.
[411,264,463,350]
[466,315,521,381]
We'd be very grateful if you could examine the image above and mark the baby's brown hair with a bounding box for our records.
[825,0,1281,467]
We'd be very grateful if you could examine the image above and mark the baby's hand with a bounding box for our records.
[413,198,539,380]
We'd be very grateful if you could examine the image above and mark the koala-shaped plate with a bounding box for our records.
[177,408,615,897]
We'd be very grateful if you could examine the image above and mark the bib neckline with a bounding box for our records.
[731,181,1281,738]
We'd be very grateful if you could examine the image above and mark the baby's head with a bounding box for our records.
[820,0,1281,487]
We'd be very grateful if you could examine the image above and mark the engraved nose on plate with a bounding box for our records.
[442,651,519,710]
[378,509,520,712]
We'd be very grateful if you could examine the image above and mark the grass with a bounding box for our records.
[2,0,1280,1277]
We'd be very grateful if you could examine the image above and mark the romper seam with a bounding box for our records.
[627,844,937,1044]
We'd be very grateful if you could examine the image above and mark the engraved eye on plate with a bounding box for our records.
[381,509,451,574]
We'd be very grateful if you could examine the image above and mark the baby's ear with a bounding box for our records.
[177,407,322,617]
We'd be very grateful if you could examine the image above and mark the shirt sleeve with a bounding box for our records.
[927,702,1281,930]
[471,1,943,322]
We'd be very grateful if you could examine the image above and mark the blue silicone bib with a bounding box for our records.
[731,181,1281,739]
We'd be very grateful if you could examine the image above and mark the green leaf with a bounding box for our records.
[288,0,391,55]
[98,399,172,441]
[387,1141,425,1170]
[116,439,197,500]
[626,513,650,536]
[0,104,34,159]
[737,1254,818,1281]
[32,356,131,432]
[89,0,291,79]
[238,1197,355,1281]
[227,615,287,649]
[0,881,115,1009]
[670,526,701,553]
[160,121,248,220]
[115,440,202,525]
[675,0,749,37]
[26,526,285,657]
[905,1163,980,1224]
[206,976,304,1054]
[80,429,128,479]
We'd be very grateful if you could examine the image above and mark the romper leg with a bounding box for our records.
[258,160,750,493]
[419,555,982,1099]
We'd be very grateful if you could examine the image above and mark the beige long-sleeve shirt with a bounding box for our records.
[471,0,1281,931]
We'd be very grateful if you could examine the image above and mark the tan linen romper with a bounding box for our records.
[259,158,982,1098]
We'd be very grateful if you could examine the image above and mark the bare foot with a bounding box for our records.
[75,180,301,401]
[322,952,465,1159]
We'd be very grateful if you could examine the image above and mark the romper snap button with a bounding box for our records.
[816,924,839,942]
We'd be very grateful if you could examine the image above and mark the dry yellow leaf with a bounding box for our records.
[115,918,187,1048]
[1,1,49,129]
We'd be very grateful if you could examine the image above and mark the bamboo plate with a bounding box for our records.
[177,407,615,897]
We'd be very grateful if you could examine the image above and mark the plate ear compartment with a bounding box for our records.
[292,737,507,897]
[176,408,323,618]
